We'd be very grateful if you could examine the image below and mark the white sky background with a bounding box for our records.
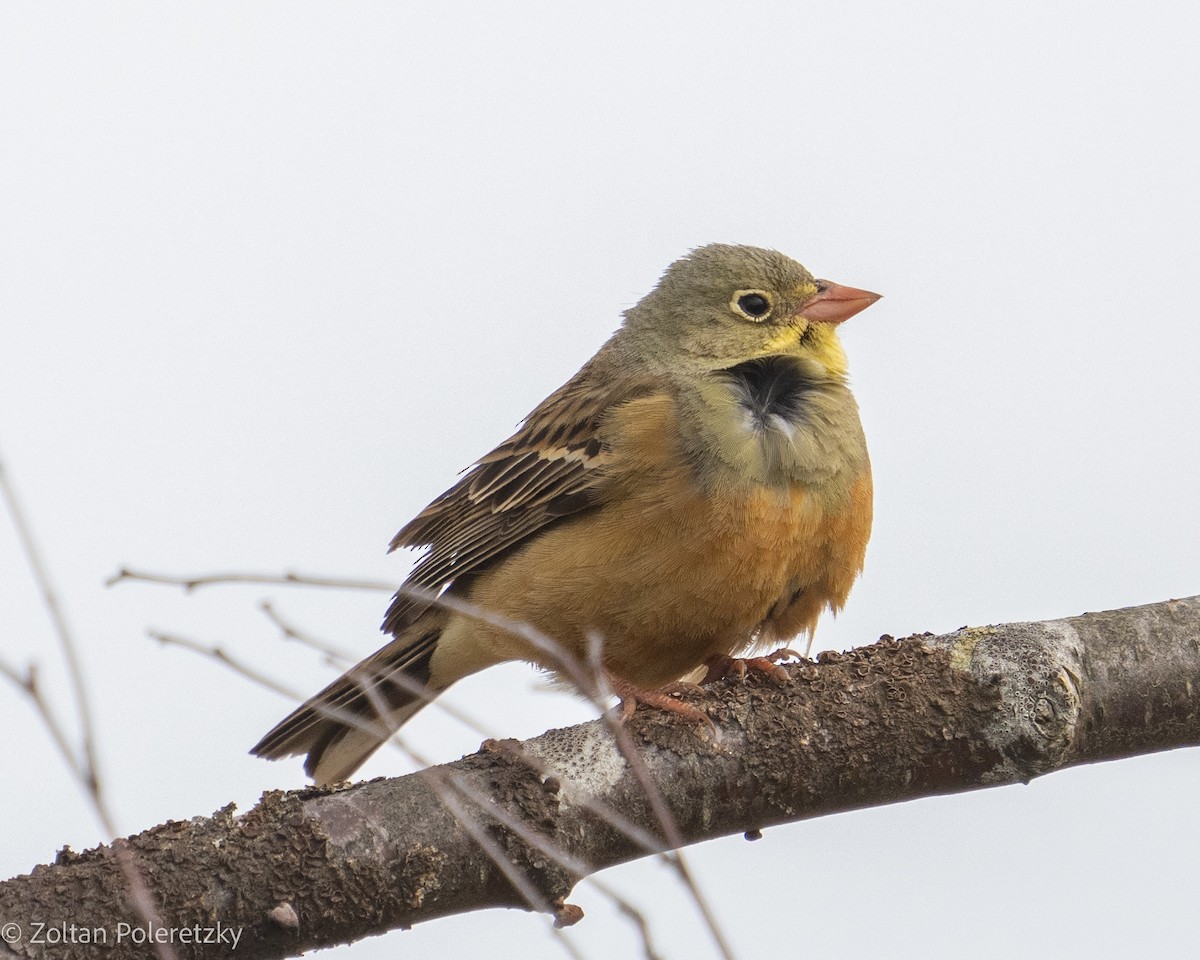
[3,2,1199,957]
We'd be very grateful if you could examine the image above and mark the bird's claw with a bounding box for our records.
[701,650,798,686]
[607,673,717,736]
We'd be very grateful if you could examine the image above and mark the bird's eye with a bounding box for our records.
[732,290,772,320]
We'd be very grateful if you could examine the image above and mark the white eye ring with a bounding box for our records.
[730,289,773,321]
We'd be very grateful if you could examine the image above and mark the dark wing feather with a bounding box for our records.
[382,358,652,634]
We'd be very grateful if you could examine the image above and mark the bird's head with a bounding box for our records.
[623,243,880,378]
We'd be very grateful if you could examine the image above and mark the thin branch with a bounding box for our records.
[257,601,358,664]
[441,770,662,956]
[0,455,178,960]
[589,879,664,960]
[149,630,305,702]
[0,458,98,789]
[0,660,86,783]
[106,567,396,592]
[432,784,588,960]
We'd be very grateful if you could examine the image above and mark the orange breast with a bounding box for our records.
[465,394,872,688]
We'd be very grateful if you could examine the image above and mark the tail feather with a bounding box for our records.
[251,626,444,785]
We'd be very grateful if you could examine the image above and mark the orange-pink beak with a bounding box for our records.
[798,280,882,325]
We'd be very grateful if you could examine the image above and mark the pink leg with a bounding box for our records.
[606,672,715,732]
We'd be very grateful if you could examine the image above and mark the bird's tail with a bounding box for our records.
[251,619,447,785]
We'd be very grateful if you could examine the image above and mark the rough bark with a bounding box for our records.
[2,595,1198,959]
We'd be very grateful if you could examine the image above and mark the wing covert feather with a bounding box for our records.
[383,360,655,633]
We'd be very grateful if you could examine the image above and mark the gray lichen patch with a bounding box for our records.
[928,619,1084,780]
[525,724,628,798]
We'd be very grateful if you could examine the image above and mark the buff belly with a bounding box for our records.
[429,467,872,690]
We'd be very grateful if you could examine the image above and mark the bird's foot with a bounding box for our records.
[606,673,716,734]
[701,648,801,686]
[659,679,705,697]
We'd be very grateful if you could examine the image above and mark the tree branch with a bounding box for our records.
[3,595,1198,960]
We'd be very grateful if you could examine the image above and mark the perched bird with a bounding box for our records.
[252,244,880,784]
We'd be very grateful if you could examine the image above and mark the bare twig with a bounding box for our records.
[149,630,305,703]
[1,459,98,789]
[258,601,358,663]
[441,770,663,958]
[598,885,664,960]
[0,660,86,782]
[106,567,395,592]
[0,455,178,960]
[432,785,589,960]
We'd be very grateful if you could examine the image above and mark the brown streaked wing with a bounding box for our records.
[382,360,655,634]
